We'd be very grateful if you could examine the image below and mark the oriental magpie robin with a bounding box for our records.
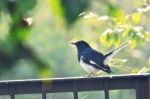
[71,40,130,77]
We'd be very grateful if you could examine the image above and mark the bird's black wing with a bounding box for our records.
[81,48,109,72]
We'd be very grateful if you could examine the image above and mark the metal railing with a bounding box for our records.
[0,74,149,99]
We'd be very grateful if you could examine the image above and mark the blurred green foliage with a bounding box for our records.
[0,0,149,80]
[48,0,90,26]
[0,0,50,77]
[0,0,150,99]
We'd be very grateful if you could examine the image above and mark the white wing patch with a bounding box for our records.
[80,56,107,72]
[90,60,107,71]
[80,56,99,73]
[90,60,97,65]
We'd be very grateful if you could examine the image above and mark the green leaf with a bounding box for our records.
[39,68,52,78]
[106,33,114,47]
[18,0,37,13]
[6,0,37,15]
[113,33,121,47]
[122,28,130,37]
[48,0,90,26]
[107,4,124,18]
[61,0,90,25]
[100,29,114,47]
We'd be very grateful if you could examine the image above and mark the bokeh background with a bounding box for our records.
[0,0,150,99]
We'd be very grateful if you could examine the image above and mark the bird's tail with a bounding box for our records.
[105,64,113,74]
[104,41,130,58]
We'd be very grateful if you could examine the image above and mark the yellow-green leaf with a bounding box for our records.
[114,38,121,48]
[138,67,149,74]
[130,39,137,48]
[132,12,141,24]
[100,34,107,45]
[47,0,63,16]
[122,28,130,37]
[100,33,113,47]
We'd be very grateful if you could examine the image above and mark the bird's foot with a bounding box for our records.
[108,74,113,78]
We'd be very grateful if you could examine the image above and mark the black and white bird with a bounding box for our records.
[71,40,130,77]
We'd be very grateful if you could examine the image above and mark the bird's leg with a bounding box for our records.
[91,72,98,77]
[88,72,94,77]
[92,73,96,77]
[89,72,98,77]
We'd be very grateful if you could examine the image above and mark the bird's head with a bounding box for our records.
[71,40,90,52]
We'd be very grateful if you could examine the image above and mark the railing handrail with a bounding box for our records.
[0,74,149,99]
[0,74,149,83]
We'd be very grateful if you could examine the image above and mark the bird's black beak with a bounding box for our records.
[71,42,76,45]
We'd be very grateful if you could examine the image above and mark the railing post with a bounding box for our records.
[9,84,15,99]
[41,82,47,99]
[73,91,78,99]
[73,81,78,99]
[10,94,15,99]
[148,76,150,99]
[104,79,109,99]
[135,77,149,99]
[104,89,109,99]
[41,93,46,99]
